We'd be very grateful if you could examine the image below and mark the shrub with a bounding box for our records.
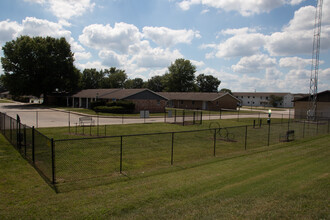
[94,106,127,114]
[90,100,106,110]
[106,100,135,113]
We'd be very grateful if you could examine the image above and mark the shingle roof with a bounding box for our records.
[72,89,119,98]
[158,92,233,101]
[233,92,290,97]
[72,88,168,100]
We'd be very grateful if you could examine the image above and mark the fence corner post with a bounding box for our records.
[171,132,174,165]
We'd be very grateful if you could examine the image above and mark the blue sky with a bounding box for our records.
[0,0,329,93]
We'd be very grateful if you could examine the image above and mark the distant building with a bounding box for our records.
[233,92,295,108]
[70,89,168,113]
[294,90,330,119]
[158,92,240,110]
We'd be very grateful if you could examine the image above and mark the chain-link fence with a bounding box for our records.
[1,110,329,192]
[0,112,55,190]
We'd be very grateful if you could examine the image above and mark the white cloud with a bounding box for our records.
[79,23,142,53]
[75,61,107,71]
[74,51,92,61]
[265,2,330,56]
[24,0,95,20]
[0,17,89,59]
[232,54,277,73]
[177,0,303,16]
[279,57,312,69]
[98,50,127,67]
[220,27,257,36]
[0,20,22,44]
[143,26,201,47]
[130,41,183,68]
[214,33,266,58]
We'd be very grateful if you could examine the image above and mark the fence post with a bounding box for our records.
[17,115,21,150]
[24,126,27,157]
[51,138,56,185]
[328,119,330,134]
[193,112,196,125]
[105,124,107,136]
[10,117,12,142]
[213,129,216,156]
[174,109,177,123]
[219,109,222,119]
[182,110,185,126]
[316,120,319,135]
[171,132,174,165]
[244,125,248,150]
[200,111,203,124]
[303,120,306,138]
[97,115,99,136]
[68,111,71,133]
[267,121,271,146]
[32,126,35,163]
[164,109,166,123]
[36,111,38,128]
[120,136,123,173]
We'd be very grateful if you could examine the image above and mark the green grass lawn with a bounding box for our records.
[0,133,329,219]
[0,98,14,103]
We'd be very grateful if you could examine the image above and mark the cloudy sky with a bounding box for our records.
[0,0,329,93]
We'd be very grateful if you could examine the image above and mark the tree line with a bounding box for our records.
[80,59,222,93]
[0,36,230,103]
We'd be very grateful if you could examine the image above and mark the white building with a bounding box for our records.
[233,92,295,108]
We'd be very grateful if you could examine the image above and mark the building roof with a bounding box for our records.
[158,92,239,102]
[294,90,330,102]
[233,92,291,97]
[72,89,119,98]
[72,88,168,100]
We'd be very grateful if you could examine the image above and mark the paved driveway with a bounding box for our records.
[0,102,293,128]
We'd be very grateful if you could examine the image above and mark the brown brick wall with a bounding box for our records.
[295,101,330,119]
[128,99,167,113]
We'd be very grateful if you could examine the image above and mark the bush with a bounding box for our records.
[90,100,106,110]
[94,106,127,114]
[106,100,135,113]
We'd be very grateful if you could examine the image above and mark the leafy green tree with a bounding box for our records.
[196,74,221,92]
[102,67,127,88]
[1,36,79,103]
[81,68,104,89]
[146,75,165,92]
[220,88,232,94]
[124,78,144,89]
[269,95,283,107]
[163,58,196,92]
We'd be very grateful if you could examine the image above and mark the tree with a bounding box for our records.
[102,67,127,88]
[196,74,221,92]
[124,78,144,89]
[220,88,232,94]
[81,68,104,89]
[269,95,283,107]
[163,58,196,92]
[1,36,79,103]
[146,75,165,92]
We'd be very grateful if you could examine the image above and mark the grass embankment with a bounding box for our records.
[0,133,329,219]
[0,98,13,103]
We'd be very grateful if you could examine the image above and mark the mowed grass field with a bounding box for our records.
[21,118,327,191]
[1,130,329,218]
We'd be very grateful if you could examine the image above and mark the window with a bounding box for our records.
[247,101,250,104]
[216,101,219,106]
[266,97,268,100]
[192,101,195,105]
[157,100,160,105]
[253,96,255,98]
[181,100,183,104]
[253,102,255,104]
[241,96,243,98]
[248,96,250,98]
